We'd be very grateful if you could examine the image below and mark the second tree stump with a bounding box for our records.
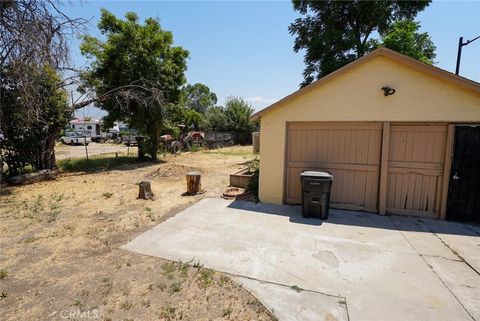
[186,171,201,195]
[138,180,154,200]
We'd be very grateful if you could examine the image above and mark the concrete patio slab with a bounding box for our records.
[122,198,479,321]
[389,216,460,260]
[423,256,480,320]
[419,219,480,274]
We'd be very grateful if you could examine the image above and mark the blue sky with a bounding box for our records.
[64,0,480,117]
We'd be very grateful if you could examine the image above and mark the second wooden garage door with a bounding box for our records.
[386,124,447,217]
[285,122,382,211]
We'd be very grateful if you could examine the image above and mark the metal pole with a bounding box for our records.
[455,37,463,75]
[455,35,480,76]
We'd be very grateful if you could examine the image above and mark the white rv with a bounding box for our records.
[69,117,105,142]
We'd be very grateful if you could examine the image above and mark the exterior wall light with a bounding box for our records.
[381,86,396,96]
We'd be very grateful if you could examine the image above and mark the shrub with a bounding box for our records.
[245,158,259,199]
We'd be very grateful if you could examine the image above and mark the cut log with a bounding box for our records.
[186,171,201,195]
[7,169,59,186]
[138,180,154,200]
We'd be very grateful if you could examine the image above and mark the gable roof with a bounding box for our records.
[251,47,480,120]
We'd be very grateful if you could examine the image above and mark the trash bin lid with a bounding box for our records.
[301,171,333,179]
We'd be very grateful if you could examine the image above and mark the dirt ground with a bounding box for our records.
[0,146,273,321]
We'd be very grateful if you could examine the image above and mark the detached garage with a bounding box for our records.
[253,48,480,221]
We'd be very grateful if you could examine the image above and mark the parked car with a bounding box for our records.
[60,132,91,145]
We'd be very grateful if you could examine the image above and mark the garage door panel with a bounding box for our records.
[288,130,302,162]
[386,124,447,217]
[386,172,440,216]
[331,169,367,208]
[288,127,382,164]
[388,161,443,172]
[389,125,446,164]
[286,166,378,210]
[286,122,381,211]
[286,166,303,202]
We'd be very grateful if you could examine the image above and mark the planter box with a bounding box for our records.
[230,168,253,188]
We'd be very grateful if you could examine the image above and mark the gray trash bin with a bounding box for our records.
[301,171,333,219]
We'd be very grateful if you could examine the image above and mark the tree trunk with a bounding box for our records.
[44,133,57,169]
[42,124,61,169]
[150,126,159,161]
[186,171,201,195]
[138,180,154,200]
[0,153,3,183]
[150,142,158,160]
[137,136,147,161]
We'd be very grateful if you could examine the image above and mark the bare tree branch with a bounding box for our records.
[72,79,166,112]
[0,0,88,125]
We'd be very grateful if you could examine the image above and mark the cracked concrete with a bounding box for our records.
[423,256,480,320]
[392,216,480,320]
[233,277,349,321]
[123,198,479,321]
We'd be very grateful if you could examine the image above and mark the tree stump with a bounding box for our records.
[186,171,201,195]
[138,180,154,200]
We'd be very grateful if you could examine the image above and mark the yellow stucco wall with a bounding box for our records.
[259,55,480,204]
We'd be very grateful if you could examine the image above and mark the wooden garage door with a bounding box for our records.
[286,122,382,211]
[386,124,447,217]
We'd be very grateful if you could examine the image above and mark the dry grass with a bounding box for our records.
[0,146,275,321]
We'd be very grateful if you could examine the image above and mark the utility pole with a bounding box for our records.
[455,35,480,75]
[82,106,89,160]
[71,91,88,160]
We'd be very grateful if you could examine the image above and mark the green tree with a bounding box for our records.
[380,20,436,64]
[289,0,431,86]
[173,83,217,129]
[224,97,255,144]
[182,109,203,130]
[80,9,189,160]
[180,83,217,114]
[0,0,86,179]
[1,65,70,176]
[200,106,229,132]
[198,97,256,143]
